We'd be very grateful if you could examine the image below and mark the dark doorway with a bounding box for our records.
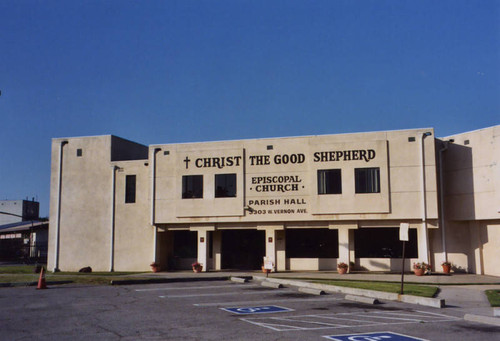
[221,230,265,270]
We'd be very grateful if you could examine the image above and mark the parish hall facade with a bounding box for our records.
[47,126,500,276]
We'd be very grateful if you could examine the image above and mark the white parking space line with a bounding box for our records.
[240,310,461,332]
[160,289,288,298]
[135,284,256,292]
[194,296,343,307]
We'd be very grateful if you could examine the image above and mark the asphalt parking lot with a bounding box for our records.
[1,279,498,340]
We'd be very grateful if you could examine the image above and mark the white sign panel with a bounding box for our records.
[399,223,409,241]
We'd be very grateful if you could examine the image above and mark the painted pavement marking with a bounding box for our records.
[135,284,256,292]
[221,305,294,315]
[240,310,461,332]
[193,296,343,307]
[323,331,428,341]
[159,289,289,298]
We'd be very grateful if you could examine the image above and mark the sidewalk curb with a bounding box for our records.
[0,280,73,288]
[253,276,445,308]
[110,276,230,286]
[464,314,500,326]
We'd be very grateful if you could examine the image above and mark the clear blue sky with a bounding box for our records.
[1,1,499,217]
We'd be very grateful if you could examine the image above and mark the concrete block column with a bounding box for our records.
[191,225,215,272]
[213,230,222,271]
[276,230,286,272]
[197,230,208,272]
[265,229,276,271]
[331,223,357,271]
[338,228,350,265]
[417,222,430,264]
[258,224,284,272]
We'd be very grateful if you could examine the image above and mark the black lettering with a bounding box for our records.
[359,150,367,162]
[313,152,320,162]
[352,150,359,160]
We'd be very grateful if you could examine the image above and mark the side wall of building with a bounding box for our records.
[113,160,154,271]
[442,125,500,275]
[48,136,152,272]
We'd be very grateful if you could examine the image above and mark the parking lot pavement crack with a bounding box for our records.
[95,323,125,339]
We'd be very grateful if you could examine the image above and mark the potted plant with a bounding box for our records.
[150,262,160,273]
[337,262,348,274]
[441,261,452,274]
[413,262,431,276]
[192,261,203,273]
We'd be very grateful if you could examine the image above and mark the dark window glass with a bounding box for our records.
[354,228,418,258]
[182,175,203,199]
[76,149,83,157]
[125,175,136,203]
[173,231,197,258]
[215,173,237,198]
[286,229,339,258]
[317,169,342,195]
[355,167,380,193]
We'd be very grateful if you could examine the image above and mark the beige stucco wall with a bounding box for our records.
[48,135,152,272]
[443,125,500,221]
[47,128,455,273]
[48,136,114,271]
[113,160,154,271]
[439,125,500,275]
[154,128,438,224]
[479,222,500,276]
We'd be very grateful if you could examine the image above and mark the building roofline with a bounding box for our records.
[149,127,435,147]
[440,124,500,139]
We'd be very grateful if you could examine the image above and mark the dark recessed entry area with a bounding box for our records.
[221,230,265,270]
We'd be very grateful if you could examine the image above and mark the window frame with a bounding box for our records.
[354,167,380,194]
[182,175,204,199]
[215,173,237,198]
[125,175,136,204]
[317,169,342,195]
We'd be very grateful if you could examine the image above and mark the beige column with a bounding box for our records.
[276,230,286,272]
[338,228,350,265]
[331,223,357,272]
[191,225,215,272]
[213,230,222,271]
[258,224,284,272]
[417,222,430,264]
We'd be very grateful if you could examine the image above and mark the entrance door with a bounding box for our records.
[221,230,265,270]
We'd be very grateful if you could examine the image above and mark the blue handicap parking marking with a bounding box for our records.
[324,331,427,341]
[221,305,293,315]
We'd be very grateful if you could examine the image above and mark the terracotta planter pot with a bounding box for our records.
[413,268,425,276]
[192,266,202,273]
[442,264,451,274]
[151,265,160,273]
[337,267,348,274]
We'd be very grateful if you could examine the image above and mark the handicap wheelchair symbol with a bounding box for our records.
[222,305,293,315]
[324,332,427,341]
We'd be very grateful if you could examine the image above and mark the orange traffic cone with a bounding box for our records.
[37,267,47,290]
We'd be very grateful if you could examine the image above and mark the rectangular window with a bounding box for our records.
[286,229,339,258]
[182,175,203,199]
[215,173,237,198]
[354,228,418,258]
[355,167,380,193]
[125,175,136,203]
[317,169,342,194]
